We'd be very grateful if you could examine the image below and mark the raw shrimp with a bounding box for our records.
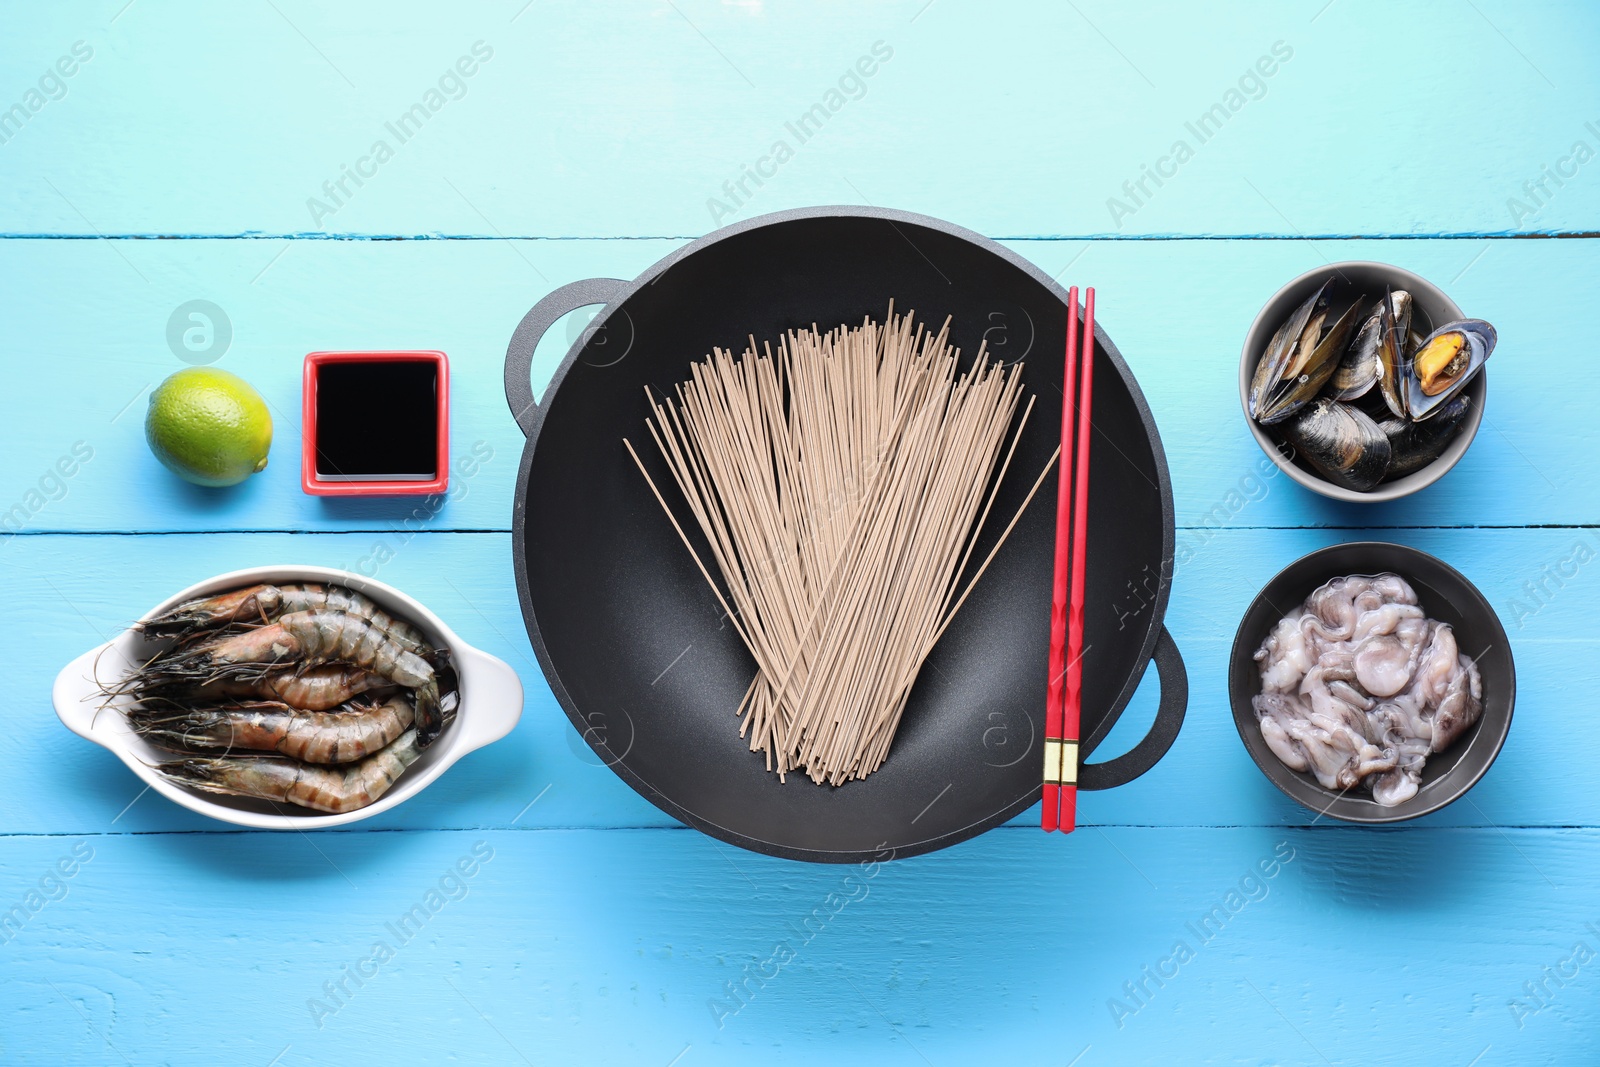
[139,583,433,657]
[156,715,448,814]
[142,609,445,744]
[135,664,389,712]
[129,693,415,764]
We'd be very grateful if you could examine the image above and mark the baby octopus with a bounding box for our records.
[1252,573,1482,807]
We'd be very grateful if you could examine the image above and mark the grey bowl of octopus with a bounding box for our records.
[1228,542,1515,823]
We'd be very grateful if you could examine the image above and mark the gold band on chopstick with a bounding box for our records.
[1042,739,1079,785]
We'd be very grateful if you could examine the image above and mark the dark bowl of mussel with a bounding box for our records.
[1239,262,1494,502]
[1228,542,1515,823]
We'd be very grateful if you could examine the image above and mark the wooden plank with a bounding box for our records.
[0,235,1586,534]
[6,2,1594,1061]
[7,526,1589,835]
[0,1,1597,238]
[1,825,1594,1063]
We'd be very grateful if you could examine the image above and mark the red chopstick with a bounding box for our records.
[1059,287,1096,833]
[1041,287,1080,832]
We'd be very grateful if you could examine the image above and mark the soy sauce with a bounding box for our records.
[315,361,438,480]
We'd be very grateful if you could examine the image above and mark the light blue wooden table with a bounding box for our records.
[3,2,1597,1063]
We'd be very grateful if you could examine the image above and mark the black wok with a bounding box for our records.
[504,206,1186,862]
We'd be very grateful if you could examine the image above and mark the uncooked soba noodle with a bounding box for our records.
[626,304,1053,786]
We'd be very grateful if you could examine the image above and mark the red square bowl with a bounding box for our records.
[302,350,449,496]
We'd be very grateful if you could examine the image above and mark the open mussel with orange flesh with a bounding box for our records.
[1405,320,1496,420]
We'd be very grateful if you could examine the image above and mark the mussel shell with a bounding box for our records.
[1375,289,1413,419]
[1249,281,1330,423]
[1349,384,1398,421]
[1379,394,1474,478]
[1254,299,1362,425]
[1330,300,1381,400]
[1281,397,1393,492]
[1406,319,1495,421]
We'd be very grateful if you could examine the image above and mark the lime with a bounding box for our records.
[145,368,273,487]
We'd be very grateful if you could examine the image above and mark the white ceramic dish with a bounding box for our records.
[52,565,523,828]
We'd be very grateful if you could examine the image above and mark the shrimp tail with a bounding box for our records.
[413,683,444,746]
[431,646,458,692]
[405,648,455,747]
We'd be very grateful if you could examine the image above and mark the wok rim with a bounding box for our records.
[509,205,1177,861]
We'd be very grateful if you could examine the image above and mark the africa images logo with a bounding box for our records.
[1105,41,1293,229]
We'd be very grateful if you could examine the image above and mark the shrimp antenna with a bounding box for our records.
[90,694,113,730]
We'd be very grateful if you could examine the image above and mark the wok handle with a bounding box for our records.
[504,277,627,436]
[1078,627,1187,791]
